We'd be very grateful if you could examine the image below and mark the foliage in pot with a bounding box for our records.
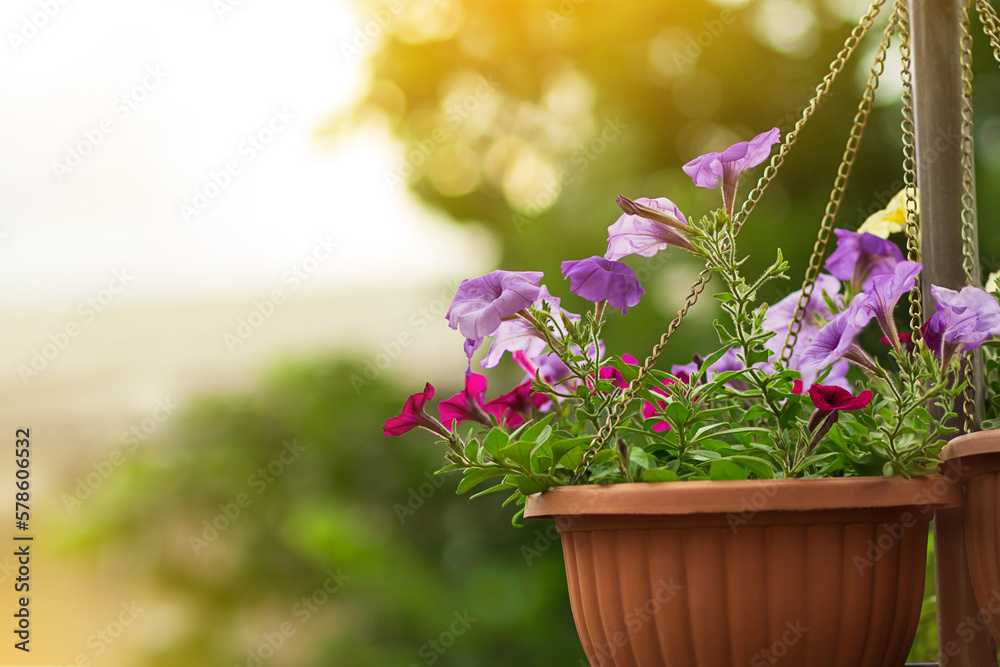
[385,128,1000,509]
[384,129,1000,665]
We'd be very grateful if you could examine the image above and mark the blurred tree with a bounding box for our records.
[330,0,1000,362]
[59,359,586,666]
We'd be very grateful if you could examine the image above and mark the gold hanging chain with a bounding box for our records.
[976,0,1000,65]
[897,0,923,338]
[572,0,888,482]
[779,7,898,366]
[960,0,978,433]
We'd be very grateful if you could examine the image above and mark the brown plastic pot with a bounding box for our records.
[524,478,962,667]
[940,430,1000,644]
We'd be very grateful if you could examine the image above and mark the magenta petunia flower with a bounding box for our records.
[801,293,878,374]
[862,260,921,354]
[807,383,872,450]
[446,270,544,340]
[642,378,679,433]
[483,381,548,428]
[561,256,645,313]
[438,373,491,431]
[924,285,1000,367]
[384,383,445,437]
[589,353,638,392]
[682,128,781,218]
[482,286,578,369]
[825,229,904,291]
[605,196,693,260]
[809,384,873,412]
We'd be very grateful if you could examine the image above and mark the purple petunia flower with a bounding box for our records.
[682,128,781,218]
[862,260,921,354]
[801,293,878,374]
[561,256,645,313]
[763,274,842,378]
[925,285,1000,368]
[481,286,579,369]
[605,196,693,260]
[446,270,543,341]
[825,229,904,292]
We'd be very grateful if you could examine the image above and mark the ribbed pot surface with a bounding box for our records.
[526,479,961,667]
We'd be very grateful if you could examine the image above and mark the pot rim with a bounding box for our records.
[940,430,1000,461]
[523,476,962,519]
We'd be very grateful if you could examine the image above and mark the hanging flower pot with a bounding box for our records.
[525,478,960,667]
[940,430,1000,644]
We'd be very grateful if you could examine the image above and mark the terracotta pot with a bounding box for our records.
[940,430,1000,643]
[524,478,962,667]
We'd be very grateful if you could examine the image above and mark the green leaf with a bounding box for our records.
[464,439,481,462]
[482,428,509,459]
[983,418,1000,430]
[470,481,517,499]
[456,467,504,494]
[727,455,776,479]
[709,460,748,480]
[534,425,553,446]
[550,437,589,468]
[520,414,557,443]
[517,476,550,495]
[664,402,690,426]
[500,441,537,468]
[641,469,680,482]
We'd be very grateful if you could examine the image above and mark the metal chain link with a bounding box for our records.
[779,8,898,365]
[572,0,888,482]
[959,0,978,432]
[897,0,923,338]
[976,0,1000,65]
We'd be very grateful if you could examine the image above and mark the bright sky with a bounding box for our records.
[0,0,495,309]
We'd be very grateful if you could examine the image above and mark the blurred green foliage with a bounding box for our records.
[61,359,585,666]
[63,0,1000,663]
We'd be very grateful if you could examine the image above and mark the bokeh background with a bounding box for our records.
[2,0,1000,664]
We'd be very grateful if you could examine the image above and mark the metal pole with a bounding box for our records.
[908,0,994,663]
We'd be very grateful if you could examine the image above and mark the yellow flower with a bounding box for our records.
[858,187,917,239]
[986,269,1000,294]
